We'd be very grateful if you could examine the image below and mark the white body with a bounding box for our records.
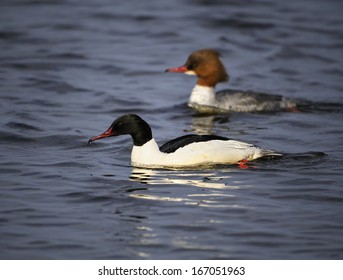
[131,138,275,169]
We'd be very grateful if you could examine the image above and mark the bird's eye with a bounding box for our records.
[117,122,123,128]
[188,63,197,70]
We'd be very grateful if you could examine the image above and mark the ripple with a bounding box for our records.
[0,31,26,40]
[6,122,42,131]
[47,52,87,60]
[23,78,85,94]
[208,18,275,29]
[272,46,336,63]
[58,191,114,204]
[0,132,36,143]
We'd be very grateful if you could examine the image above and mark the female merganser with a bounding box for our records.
[88,114,281,169]
[165,49,303,113]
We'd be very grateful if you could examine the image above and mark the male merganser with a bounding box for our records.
[165,49,304,113]
[88,114,281,169]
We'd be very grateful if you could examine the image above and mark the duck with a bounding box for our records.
[165,48,305,113]
[88,114,281,169]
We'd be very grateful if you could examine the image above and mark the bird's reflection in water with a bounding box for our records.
[129,167,247,209]
[130,167,235,189]
[184,114,218,134]
[189,114,217,134]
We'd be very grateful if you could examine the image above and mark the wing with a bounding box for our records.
[217,89,284,104]
[159,134,230,154]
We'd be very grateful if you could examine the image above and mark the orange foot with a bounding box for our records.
[238,159,249,169]
[287,106,301,112]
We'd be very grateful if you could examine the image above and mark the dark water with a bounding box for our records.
[1,0,343,259]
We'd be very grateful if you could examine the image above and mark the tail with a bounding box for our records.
[296,100,343,113]
[259,149,283,161]
[257,151,326,162]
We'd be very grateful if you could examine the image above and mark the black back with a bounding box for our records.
[160,134,229,154]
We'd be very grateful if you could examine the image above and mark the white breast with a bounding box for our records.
[188,85,216,106]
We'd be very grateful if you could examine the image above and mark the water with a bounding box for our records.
[1,0,343,259]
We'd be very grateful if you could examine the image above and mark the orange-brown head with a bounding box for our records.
[165,49,229,87]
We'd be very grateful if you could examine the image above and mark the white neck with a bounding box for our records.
[131,138,166,167]
[188,84,216,106]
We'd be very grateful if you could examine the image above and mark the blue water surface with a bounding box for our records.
[0,0,342,259]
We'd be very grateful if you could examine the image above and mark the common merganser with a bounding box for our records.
[165,49,304,113]
[88,114,281,169]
